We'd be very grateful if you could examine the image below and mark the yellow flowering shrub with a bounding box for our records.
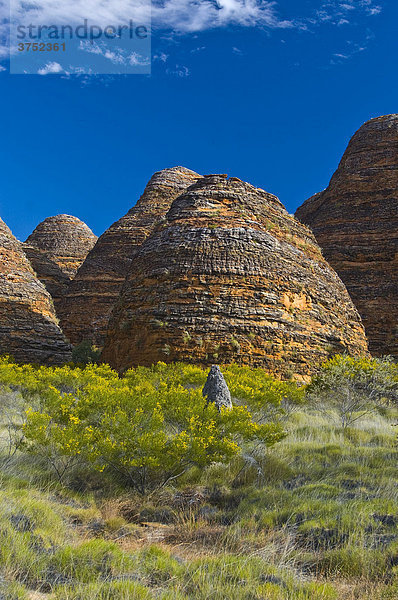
[0,358,290,493]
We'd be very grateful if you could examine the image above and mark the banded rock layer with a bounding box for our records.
[296,115,398,357]
[60,167,201,346]
[102,174,368,378]
[0,217,71,364]
[23,215,97,311]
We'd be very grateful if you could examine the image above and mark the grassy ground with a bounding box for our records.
[1,400,398,599]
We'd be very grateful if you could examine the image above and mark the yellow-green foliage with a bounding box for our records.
[2,357,398,599]
[308,355,398,429]
[0,358,288,493]
[223,363,305,411]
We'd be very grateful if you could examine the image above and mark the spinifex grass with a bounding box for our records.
[0,360,398,599]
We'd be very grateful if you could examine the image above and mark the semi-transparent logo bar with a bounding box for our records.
[9,2,151,75]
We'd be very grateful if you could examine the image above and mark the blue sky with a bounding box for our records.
[0,0,395,240]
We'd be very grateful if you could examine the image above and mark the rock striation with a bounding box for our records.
[23,215,97,311]
[101,174,368,379]
[296,115,398,358]
[59,167,201,347]
[0,217,71,364]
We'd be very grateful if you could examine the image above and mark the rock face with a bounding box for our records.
[0,217,71,364]
[60,167,201,347]
[202,365,232,411]
[296,115,398,358]
[101,174,368,379]
[23,215,97,311]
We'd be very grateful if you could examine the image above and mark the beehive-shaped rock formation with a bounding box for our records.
[296,115,398,357]
[59,167,201,347]
[23,214,97,311]
[101,174,368,378]
[0,217,71,364]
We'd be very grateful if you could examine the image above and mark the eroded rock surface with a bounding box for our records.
[102,174,368,378]
[0,217,71,364]
[296,115,398,357]
[59,167,201,347]
[23,214,97,311]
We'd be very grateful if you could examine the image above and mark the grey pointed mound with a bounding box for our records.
[202,365,232,411]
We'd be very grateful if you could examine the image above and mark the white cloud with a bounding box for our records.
[1,0,384,61]
[0,65,5,72]
[37,61,64,74]
[311,0,383,28]
[79,41,149,66]
[166,64,190,77]
[368,6,382,15]
[152,0,294,32]
[340,4,356,11]
[2,0,292,38]
[330,40,367,64]
[128,51,150,66]
[153,52,169,62]
[2,0,384,38]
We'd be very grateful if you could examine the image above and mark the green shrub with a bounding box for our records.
[72,342,101,366]
[308,355,398,428]
[0,359,287,494]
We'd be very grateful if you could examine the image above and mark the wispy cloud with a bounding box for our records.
[3,0,291,33]
[1,0,383,63]
[166,63,190,77]
[79,41,150,67]
[1,0,383,40]
[153,52,169,62]
[330,39,367,64]
[38,61,65,75]
[153,0,294,32]
[311,0,383,26]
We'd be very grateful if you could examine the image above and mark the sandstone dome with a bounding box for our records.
[59,167,201,347]
[101,173,369,379]
[24,213,97,278]
[0,217,71,364]
[296,114,398,357]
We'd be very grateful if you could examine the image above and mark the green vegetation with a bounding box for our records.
[308,355,398,428]
[0,355,397,599]
[0,359,286,493]
[71,342,101,367]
